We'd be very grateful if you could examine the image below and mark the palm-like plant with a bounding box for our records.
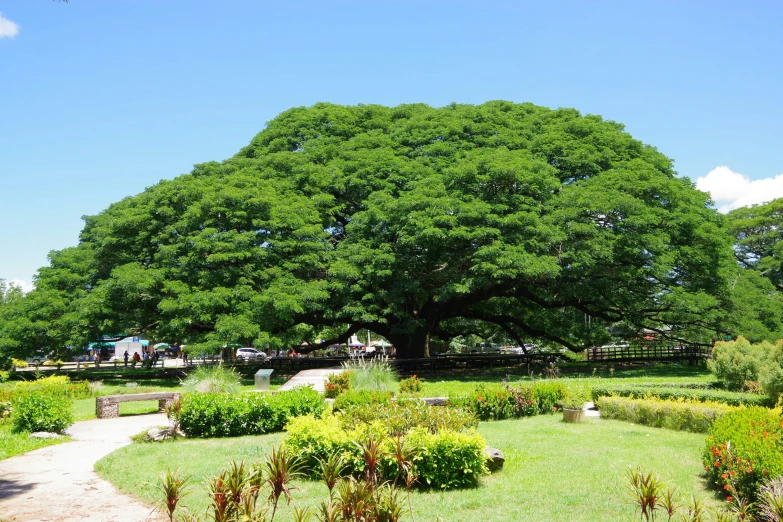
[155,468,192,522]
[262,446,304,522]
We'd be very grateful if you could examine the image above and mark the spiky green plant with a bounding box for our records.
[262,446,304,522]
[341,356,398,392]
[758,477,783,522]
[625,466,663,521]
[155,468,192,522]
[317,452,346,495]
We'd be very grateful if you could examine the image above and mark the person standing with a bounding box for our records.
[123,350,129,367]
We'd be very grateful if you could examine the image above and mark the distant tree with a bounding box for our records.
[1,102,740,358]
[727,198,783,292]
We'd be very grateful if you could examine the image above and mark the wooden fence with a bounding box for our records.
[585,344,710,363]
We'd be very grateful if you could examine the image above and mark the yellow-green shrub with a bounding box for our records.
[11,358,27,368]
[14,375,91,400]
[596,395,736,433]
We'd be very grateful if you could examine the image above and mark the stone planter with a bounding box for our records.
[562,408,586,423]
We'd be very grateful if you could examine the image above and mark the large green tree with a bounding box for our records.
[2,102,741,358]
[728,198,783,292]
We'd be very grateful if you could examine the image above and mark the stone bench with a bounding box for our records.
[95,392,181,419]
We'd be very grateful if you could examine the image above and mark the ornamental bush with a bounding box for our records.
[398,375,423,395]
[450,381,537,421]
[0,389,12,418]
[703,406,783,502]
[324,371,351,399]
[283,415,487,489]
[531,381,568,414]
[11,394,74,433]
[708,336,770,391]
[339,400,478,435]
[178,385,324,438]
[13,375,91,400]
[591,384,771,407]
[596,395,736,433]
[332,389,393,412]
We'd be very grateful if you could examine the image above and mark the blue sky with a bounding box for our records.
[1,1,782,289]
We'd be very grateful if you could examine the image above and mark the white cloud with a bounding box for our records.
[0,12,19,38]
[8,280,34,294]
[695,166,783,213]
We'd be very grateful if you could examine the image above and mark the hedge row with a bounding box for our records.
[595,396,736,433]
[590,384,770,407]
[284,414,486,489]
[178,386,324,438]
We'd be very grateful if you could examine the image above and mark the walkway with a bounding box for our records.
[278,367,344,393]
[0,414,168,522]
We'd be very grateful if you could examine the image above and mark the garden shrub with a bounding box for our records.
[450,382,537,421]
[324,371,351,399]
[284,415,487,489]
[596,395,736,433]
[11,358,28,368]
[43,359,65,367]
[0,370,9,382]
[13,375,91,400]
[11,394,74,433]
[339,400,478,435]
[591,384,772,407]
[179,385,324,437]
[703,406,783,502]
[708,336,769,391]
[333,389,393,412]
[407,428,486,489]
[531,381,567,414]
[398,375,423,395]
[0,389,12,418]
[760,342,783,404]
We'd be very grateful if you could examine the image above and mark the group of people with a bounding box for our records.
[122,347,161,368]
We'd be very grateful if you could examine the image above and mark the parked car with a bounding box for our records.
[235,347,267,361]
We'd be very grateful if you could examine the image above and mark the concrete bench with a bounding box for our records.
[95,392,181,419]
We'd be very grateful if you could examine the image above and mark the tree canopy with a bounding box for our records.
[0,102,747,358]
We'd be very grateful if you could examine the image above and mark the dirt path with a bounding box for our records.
[0,414,168,522]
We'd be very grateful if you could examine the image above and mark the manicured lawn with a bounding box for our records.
[96,415,721,522]
[0,418,69,460]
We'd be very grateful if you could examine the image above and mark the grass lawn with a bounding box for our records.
[96,415,721,522]
[0,418,70,460]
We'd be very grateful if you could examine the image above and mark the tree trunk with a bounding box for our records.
[387,331,430,358]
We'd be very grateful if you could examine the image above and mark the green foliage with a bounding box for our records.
[324,371,351,399]
[284,414,486,490]
[339,401,478,436]
[11,393,74,433]
[0,370,8,382]
[407,428,487,489]
[398,375,422,395]
[704,406,783,502]
[760,341,783,404]
[531,381,568,414]
[708,337,768,390]
[0,389,12,418]
[2,103,740,359]
[728,198,783,292]
[11,358,27,368]
[178,386,324,438]
[43,359,65,366]
[180,365,242,394]
[342,357,398,393]
[596,396,736,433]
[332,389,393,412]
[449,382,537,421]
[591,383,772,407]
[13,375,91,400]
[708,336,783,403]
